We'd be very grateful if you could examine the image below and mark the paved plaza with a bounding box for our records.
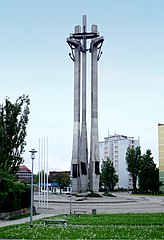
[35,192,164,215]
[0,192,164,227]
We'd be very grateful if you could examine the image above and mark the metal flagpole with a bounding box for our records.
[46,136,48,209]
[43,137,46,209]
[41,138,43,208]
[38,138,41,207]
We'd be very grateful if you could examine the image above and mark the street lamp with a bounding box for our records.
[29,149,37,228]
[69,175,72,214]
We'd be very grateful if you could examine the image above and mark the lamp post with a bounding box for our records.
[29,149,37,228]
[69,175,72,214]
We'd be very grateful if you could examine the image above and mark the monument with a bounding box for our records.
[67,15,104,192]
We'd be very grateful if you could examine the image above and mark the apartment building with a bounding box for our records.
[99,134,140,189]
[158,123,164,192]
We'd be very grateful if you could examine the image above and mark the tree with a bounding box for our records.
[49,171,70,194]
[0,95,30,176]
[126,146,141,192]
[138,149,162,193]
[34,170,48,184]
[100,158,118,191]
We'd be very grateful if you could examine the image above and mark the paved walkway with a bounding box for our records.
[35,192,164,215]
[0,192,164,227]
[0,213,55,227]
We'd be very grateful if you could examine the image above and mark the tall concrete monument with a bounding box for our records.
[67,15,104,192]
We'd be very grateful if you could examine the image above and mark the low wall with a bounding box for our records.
[0,207,30,220]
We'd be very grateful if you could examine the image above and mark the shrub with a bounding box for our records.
[103,191,116,197]
[0,177,30,212]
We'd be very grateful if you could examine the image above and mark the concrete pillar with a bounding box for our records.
[71,26,81,192]
[89,26,104,192]
[79,15,88,192]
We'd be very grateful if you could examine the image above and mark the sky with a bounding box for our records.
[0,0,164,173]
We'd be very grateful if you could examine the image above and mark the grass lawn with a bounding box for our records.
[0,213,164,239]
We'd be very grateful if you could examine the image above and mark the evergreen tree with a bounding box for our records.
[138,149,161,193]
[126,146,141,192]
[100,158,118,191]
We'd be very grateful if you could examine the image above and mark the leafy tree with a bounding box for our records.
[126,146,141,192]
[49,171,70,194]
[0,95,30,176]
[100,158,118,191]
[34,170,48,184]
[138,149,162,193]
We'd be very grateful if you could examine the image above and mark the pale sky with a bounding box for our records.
[0,0,163,173]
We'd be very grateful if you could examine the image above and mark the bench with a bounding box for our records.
[73,210,87,217]
[42,219,68,226]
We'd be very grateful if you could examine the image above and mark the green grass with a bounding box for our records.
[67,213,164,226]
[0,213,164,239]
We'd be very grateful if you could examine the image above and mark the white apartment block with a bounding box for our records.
[99,134,140,189]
